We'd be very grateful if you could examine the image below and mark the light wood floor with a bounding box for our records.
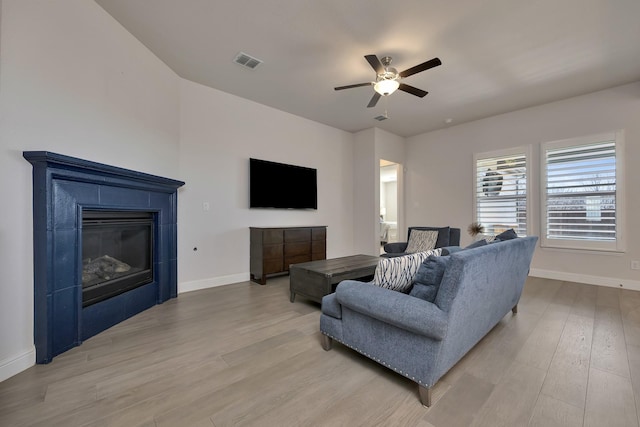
[1,276,640,427]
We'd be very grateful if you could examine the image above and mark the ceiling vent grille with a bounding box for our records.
[233,52,263,70]
[374,115,388,121]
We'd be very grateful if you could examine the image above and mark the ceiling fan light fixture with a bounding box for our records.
[374,79,400,96]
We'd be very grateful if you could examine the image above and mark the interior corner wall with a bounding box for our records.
[0,0,181,381]
[406,82,640,290]
[353,129,377,255]
[374,128,406,241]
[353,128,406,255]
[177,79,355,292]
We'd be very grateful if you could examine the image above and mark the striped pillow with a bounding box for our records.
[373,248,443,293]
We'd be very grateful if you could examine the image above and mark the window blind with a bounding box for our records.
[544,140,616,242]
[475,153,527,236]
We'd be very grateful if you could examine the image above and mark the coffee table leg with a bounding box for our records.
[290,290,296,303]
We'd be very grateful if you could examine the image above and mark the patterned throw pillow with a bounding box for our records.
[405,230,439,253]
[373,248,443,293]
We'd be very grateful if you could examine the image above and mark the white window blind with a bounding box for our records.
[474,150,528,236]
[542,131,624,251]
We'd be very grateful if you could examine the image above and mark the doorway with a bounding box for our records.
[380,160,399,250]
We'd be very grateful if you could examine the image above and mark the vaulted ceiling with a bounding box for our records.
[95,0,640,137]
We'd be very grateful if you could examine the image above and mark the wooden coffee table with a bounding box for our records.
[289,254,380,303]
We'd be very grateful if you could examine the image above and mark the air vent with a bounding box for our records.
[233,52,263,69]
[374,115,388,121]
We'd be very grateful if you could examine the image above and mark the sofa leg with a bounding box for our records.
[321,334,332,351]
[418,385,432,407]
[512,304,518,314]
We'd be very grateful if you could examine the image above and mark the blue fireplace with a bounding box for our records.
[23,152,185,363]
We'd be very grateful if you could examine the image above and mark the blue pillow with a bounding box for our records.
[410,283,438,302]
[465,239,488,249]
[495,228,518,241]
[410,255,450,302]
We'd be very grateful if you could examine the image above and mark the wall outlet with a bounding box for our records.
[202,202,210,211]
[631,260,640,270]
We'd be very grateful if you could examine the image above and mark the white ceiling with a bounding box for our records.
[94,0,640,138]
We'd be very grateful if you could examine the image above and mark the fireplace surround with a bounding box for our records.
[23,152,185,363]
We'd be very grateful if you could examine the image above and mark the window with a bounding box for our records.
[541,130,625,252]
[474,147,529,237]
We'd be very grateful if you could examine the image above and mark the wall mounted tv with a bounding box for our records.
[249,158,317,209]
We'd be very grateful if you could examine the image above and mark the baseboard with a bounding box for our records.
[178,272,250,294]
[529,268,640,292]
[0,347,35,382]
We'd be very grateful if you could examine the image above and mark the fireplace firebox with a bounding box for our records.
[82,211,154,307]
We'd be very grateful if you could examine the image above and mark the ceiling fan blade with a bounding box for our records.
[399,57,442,78]
[334,82,372,91]
[365,55,384,74]
[367,92,381,108]
[398,83,428,98]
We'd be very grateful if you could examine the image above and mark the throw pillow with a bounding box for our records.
[465,239,488,249]
[411,255,451,303]
[409,283,438,302]
[495,228,518,241]
[409,226,451,248]
[373,248,443,293]
[405,230,439,253]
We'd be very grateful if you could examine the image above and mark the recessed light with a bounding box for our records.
[444,118,453,124]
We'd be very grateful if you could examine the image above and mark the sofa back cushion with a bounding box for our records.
[410,255,451,302]
[373,248,442,293]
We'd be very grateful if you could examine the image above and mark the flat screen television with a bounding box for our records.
[249,158,317,209]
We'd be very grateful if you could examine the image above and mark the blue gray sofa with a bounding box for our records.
[320,236,537,406]
[382,226,461,258]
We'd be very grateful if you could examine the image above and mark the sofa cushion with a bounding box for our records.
[405,230,438,253]
[495,228,518,241]
[411,255,451,302]
[373,248,442,293]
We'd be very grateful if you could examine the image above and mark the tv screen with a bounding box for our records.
[250,158,317,209]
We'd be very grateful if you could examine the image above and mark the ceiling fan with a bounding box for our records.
[334,54,441,108]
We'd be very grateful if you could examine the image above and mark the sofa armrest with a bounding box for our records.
[321,292,342,319]
[383,241,408,253]
[335,280,448,341]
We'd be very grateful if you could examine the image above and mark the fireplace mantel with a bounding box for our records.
[23,151,185,363]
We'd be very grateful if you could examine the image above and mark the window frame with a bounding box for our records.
[473,145,531,237]
[540,130,626,252]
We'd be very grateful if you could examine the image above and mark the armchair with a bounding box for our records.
[383,226,460,257]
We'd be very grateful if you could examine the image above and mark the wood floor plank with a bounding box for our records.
[591,303,631,378]
[540,313,593,409]
[584,367,638,427]
[627,344,640,426]
[514,312,566,371]
[424,372,494,427]
[0,277,639,426]
[528,394,584,427]
[469,360,547,427]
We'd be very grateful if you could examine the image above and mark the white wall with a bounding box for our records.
[0,0,359,382]
[0,0,181,381]
[177,80,355,291]
[353,129,377,255]
[406,82,640,290]
[375,129,405,241]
